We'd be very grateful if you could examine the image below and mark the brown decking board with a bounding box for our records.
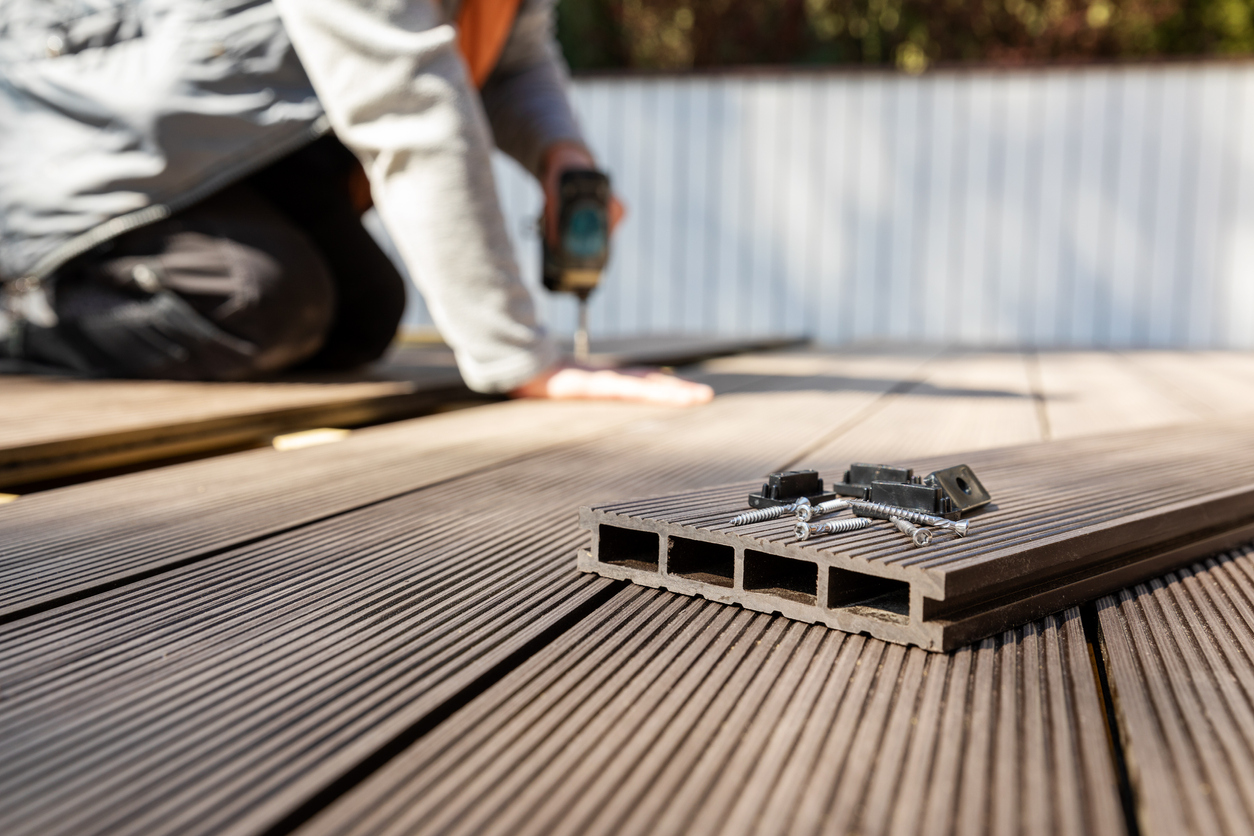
[0,335,796,489]
[297,589,1124,836]
[0,399,664,621]
[1097,545,1254,836]
[0,351,932,623]
[0,354,468,488]
[578,333,808,367]
[580,417,1254,650]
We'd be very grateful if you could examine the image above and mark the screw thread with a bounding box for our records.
[851,501,969,536]
[729,497,810,526]
[794,516,871,541]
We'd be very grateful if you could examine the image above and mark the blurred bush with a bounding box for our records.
[555,0,1254,72]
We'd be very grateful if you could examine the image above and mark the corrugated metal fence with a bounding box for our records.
[400,63,1254,349]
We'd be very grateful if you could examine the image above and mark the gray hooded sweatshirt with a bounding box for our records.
[0,0,581,391]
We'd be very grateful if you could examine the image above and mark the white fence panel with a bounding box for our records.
[399,63,1254,349]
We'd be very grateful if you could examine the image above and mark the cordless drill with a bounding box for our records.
[542,169,611,363]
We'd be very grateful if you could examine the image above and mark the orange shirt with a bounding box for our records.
[455,0,525,88]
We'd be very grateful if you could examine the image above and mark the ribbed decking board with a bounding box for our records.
[0,361,941,836]
[0,360,468,488]
[0,351,938,623]
[0,336,795,489]
[1097,545,1254,836]
[0,399,668,620]
[580,417,1254,650]
[297,587,1124,836]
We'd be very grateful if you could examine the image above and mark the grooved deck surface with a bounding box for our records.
[1097,545,1254,836]
[0,346,467,488]
[0,336,791,489]
[4,349,1254,836]
[300,589,1123,836]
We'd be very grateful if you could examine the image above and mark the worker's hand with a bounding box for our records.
[541,141,625,246]
[510,363,714,407]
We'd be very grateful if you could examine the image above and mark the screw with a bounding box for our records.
[849,500,970,537]
[794,516,871,542]
[890,515,933,547]
[730,497,810,526]
[795,498,852,522]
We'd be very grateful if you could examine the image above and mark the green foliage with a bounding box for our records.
[554,0,1254,71]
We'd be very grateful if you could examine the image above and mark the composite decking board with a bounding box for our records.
[294,351,1145,836]
[0,398,684,620]
[578,334,809,367]
[804,351,1044,467]
[296,587,1124,836]
[0,366,940,836]
[0,359,470,487]
[1097,545,1254,836]
[581,416,1254,649]
[1033,351,1204,441]
[1116,350,1254,417]
[0,335,797,487]
[0,352,929,620]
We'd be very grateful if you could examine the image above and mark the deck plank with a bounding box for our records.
[805,350,1042,466]
[1116,350,1254,417]
[1097,547,1254,836]
[1034,351,1201,440]
[0,336,798,488]
[296,595,1123,836]
[0,351,925,622]
[0,347,467,488]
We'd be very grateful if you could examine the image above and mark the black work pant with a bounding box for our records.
[17,137,406,380]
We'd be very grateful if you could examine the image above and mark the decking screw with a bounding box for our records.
[794,516,871,542]
[849,500,970,537]
[795,498,851,522]
[730,497,810,526]
[890,515,933,547]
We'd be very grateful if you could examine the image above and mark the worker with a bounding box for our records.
[0,0,713,407]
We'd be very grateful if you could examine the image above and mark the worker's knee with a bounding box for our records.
[203,218,338,378]
[40,186,338,381]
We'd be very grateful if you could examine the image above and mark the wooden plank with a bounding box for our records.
[1097,546,1254,836]
[579,334,808,368]
[0,399,661,620]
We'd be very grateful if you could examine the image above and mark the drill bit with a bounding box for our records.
[573,296,590,363]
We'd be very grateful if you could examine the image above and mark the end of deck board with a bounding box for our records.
[577,418,1254,651]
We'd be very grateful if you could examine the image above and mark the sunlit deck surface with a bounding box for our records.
[3,346,1254,835]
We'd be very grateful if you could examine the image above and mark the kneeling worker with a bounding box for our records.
[0,0,713,407]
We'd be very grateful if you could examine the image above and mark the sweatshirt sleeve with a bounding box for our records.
[271,0,558,393]
[479,0,586,178]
